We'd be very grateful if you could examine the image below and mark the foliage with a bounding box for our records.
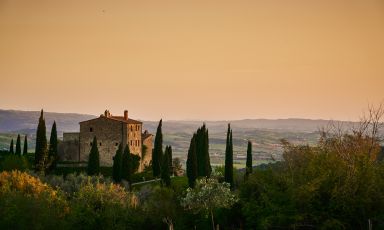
[142,186,179,229]
[87,136,100,176]
[187,134,198,188]
[196,124,211,177]
[0,171,69,230]
[0,154,29,171]
[23,135,28,155]
[15,134,21,156]
[39,173,113,197]
[224,124,234,189]
[245,140,252,179]
[35,109,48,172]
[67,180,138,229]
[161,146,171,187]
[240,131,384,229]
[181,177,238,230]
[152,119,163,177]
[47,121,58,172]
[113,143,123,182]
[121,144,131,184]
[9,139,14,154]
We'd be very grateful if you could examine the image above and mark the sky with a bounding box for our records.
[1,0,383,121]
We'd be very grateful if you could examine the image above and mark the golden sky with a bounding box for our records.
[1,0,383,121]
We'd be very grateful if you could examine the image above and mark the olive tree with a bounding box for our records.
[181,177,238,230]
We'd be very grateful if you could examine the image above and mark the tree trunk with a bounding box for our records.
[210,210,215,230]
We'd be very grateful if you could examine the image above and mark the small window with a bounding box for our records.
[99,142,102,146]
[90,127,93,132]
[115,143,119,146]
[90,142,92,146]
[130,140,133,146]
[130,126,133,132]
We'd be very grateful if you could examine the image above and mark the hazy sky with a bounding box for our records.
[1,0,383,121]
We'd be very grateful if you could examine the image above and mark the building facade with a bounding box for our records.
[59,110,153,171]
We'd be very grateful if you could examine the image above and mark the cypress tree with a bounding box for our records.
[245,140,253,179]
[35,110,48,172]
[15,134,21,156]
[47,121,58,172]
[87,136,100,176]
[186,134,198,188]
[196,124,211,177]
[9,139,14,154]
[23,135,28,155]
[224,124,234,189]
[113,143,123,182]
[122,144,131,186]
[166,145,173,175]
[152,119,163,177]
[161,146,171,187]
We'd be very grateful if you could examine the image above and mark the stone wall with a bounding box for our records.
[80,117,124,166]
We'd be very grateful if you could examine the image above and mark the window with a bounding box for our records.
[115,143,119,146]
[130,126,133,132]
[90,127,93,132]
[99,142,102,146]
[90,142,92,146]
[131,140,133,146]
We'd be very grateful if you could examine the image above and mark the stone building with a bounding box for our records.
[58,110,153,171]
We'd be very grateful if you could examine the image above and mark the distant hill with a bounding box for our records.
[0,109,358,164]
[0,109,96,135]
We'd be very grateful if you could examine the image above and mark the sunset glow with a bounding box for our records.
[1,0,383,120]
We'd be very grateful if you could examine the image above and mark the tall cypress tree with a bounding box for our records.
[166,145,173,175]
[9,139,14,154]
[152,119,163,177]
[35,110,48,172]
[245,140,253,179]
[15,134,21,156]
[161,146,171,187]
[113,143,123,182]
[224,124,234,189]
[122,144,131,186]
[87,136,100,176]
[23,135,28,155]
[48,121,58,172]
[196,124,211,177]
[186,134,198,188]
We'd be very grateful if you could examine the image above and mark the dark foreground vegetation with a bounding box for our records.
[0,106,384,229]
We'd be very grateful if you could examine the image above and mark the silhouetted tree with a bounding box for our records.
[187,134,198,188]
[166,145,173,175]
[196,124,211,177]
[224,124,234,189]
[122,144,131,185]
[47,121,58,172]
[15,134,21,156]
[9,139,14,154]
[112,143,123,182]
[245,140,253,179]
[23,135,28,155]
[161,146,171,187]
[87,136,100,175]
[35,110,48,172]
[152,119,163,177]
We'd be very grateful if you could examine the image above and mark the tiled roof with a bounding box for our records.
[79,116,142,124]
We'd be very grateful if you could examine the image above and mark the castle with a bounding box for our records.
[59,110,153,171]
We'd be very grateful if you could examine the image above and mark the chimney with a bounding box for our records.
[124,110,128,120]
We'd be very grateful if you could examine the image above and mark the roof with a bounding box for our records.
[79,116,142,124]
[142,133,153,140]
